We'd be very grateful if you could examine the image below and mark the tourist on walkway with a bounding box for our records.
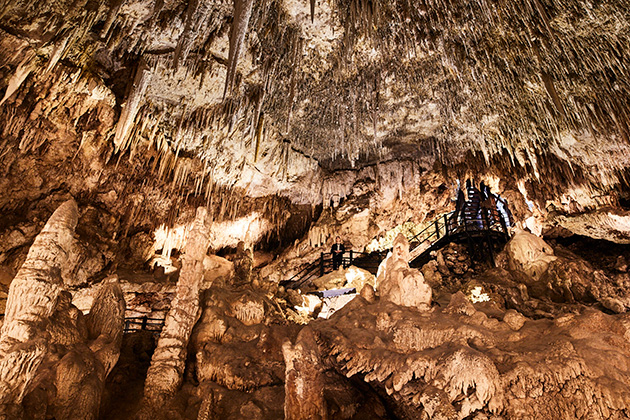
[331,236,345,270]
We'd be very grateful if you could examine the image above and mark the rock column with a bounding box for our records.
[0,200,78,408]
[141,207,209,408]
[283,327,328,420]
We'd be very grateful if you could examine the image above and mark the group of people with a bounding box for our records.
[328,180,512,271]
[451,179,513,231]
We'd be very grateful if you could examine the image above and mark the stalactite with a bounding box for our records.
[0,52,37,107]
[113,58,153,153]
[224,0,255,98]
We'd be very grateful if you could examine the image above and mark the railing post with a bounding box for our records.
[349,250,353,267]
[500,215,508,236]
[320,252,324,277]
[141,315,148,331]
[444,214,449,236]
[434,220,440,239]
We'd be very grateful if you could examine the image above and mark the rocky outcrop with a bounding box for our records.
[0,199,125,419]
[141,207,209,409]
[376,233,432,308]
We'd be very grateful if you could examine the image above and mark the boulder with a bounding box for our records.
[504,229,557,280]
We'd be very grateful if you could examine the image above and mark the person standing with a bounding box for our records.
[331,236,345,270]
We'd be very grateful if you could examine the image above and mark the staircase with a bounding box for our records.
[279,250,383,290]
[407,208,511,267]
[281,208,511,290]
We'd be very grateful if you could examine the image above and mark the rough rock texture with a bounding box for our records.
[190,283,294,420]
[504,228,557,280]
[0,199,125,419]
[308,294,630,419]
[232,241,253,286]
[376,233,432,308]
[0,200,78,409]
[141,207,209,409]
[283,327,327,420]
[1,0,630,418]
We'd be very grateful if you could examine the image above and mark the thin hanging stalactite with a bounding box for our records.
[224,0,255,98]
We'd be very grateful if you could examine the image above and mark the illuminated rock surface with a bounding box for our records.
[1,0,630,418]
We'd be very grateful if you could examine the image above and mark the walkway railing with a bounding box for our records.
[281,206,511,290]
[408,208,509,261]
[279,250,382,290]
[123,315,166,334]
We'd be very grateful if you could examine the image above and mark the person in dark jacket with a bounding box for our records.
[451,187,466,228]
[331,236,345,270]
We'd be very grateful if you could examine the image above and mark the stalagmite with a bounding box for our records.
[376,233,432,308]
[85,276,126,377]
[0,200,78,409]
[140,207,209,411]
[283,327,328,420]
[0,200,125,419]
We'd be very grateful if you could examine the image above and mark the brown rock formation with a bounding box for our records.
[141,207,209,409]
[504,228,557,280]
[233,241,254,286]
[0,199,125,419]
[0,199,78,411]
[377,233,432,308]
[308,294,630,419]
[283,327,327,420]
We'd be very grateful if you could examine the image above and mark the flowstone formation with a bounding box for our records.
[306,293,630,420]
[271,224,630,419]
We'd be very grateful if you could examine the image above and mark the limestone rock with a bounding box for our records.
[312,265,374,293]
[377,233,432,308]
[601,297,626,314]
[283,327,327,420]
[0,200,125,419]
[360,284,376,303]
[141,207,209,409]
[421,260,443,290]
[129,232,155,266]
[615,255,628,272]
[0,199,77,408]
[233,241,253,286]
[445,291,477,316]
[505,229,557,280]
[202,254,234,288]
[503,309,526,331]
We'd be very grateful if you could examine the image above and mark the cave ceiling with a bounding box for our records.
[0,0,629,207]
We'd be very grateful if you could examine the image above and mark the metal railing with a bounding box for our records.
[123,315,166,334]
[408,208,509,260]
[281,205,511,290]
[280,250,382,289]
